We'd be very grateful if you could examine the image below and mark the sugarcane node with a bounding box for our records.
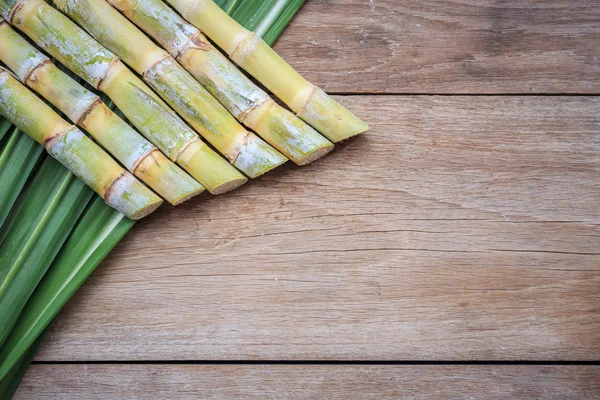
[107,0,128,11]
[52,0,67,8]
[107,173,163,220]
[238,97,272,125]
[227,130,252,163]
[229,31,257,59]
[7,0,24,24]
[96,56,122,91]
[22,58,51,84]
[131,148,161,175]
[141,53,172,79]
[189,32,211,51]
[174,32,211,62]
[75,97,104,125]
[102,170,128,204]
[43,125,76,150]
[295,84,318,118]
[174,136,201,163]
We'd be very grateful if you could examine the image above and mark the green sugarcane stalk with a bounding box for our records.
[0,67,163,219]
[167,0,369,142]
[54,0,288,178]
[0,20,204,205]
[0,0,247,194]
[108,0,334,166]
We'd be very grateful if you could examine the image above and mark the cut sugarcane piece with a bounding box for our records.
[1,0,246,194]
[0,20,204,205]
[107,0,334,166]
[0,67,162,219]
[166,0,369,142]
[54,0,287,178]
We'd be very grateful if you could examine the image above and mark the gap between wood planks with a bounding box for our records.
[30,360,600,365]
[327,93,600,96]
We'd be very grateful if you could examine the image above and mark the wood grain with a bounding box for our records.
[15,365,600,399]
[273,0,600,94]
[32,95,600,362]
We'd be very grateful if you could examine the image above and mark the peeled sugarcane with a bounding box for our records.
[108,0,334,166]
[0,0,247,194]
[166,0,369,142]
[0,67,163,219]
[0,21,204,205]
[54,0,288,178]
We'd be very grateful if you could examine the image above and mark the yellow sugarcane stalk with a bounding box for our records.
[166,0,369,142]
[0,20,204,205]
[107,0,334,166]
[54,0,288,178]
[0,67,162,219]
[0,0,247,194]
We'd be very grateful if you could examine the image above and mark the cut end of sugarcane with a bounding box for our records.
[296,142,335,166]
[170,185,206,206]
[242,99,335,167]
[297,86,369,143]
[128,197,164,219]
[209,176,249,195]
[177,138,248,194]
[232,132,287,178]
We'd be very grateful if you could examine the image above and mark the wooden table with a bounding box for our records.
[16,0,600,398]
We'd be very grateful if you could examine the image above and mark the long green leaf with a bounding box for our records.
[0,157,93,348]
[0,325,49,400]
[0,197,134,381]
[226,0,306,45]
[0,127,44,229]
[0,117,12,142]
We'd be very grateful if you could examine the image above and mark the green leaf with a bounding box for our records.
[0,157,93,348]
[213,0,240,14]
[0,325,49,400]
[226,0,306,45]
[0,117,12,142]
[0,197,134,381]
[0,127,44,230]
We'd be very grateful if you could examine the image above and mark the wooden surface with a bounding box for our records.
[16,0,600,398]
[17,365,600,399]
[279,0,600,94]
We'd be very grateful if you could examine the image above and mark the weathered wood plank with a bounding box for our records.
[274,0,600,94]
[35,96,600,361]
[15,365,600,399]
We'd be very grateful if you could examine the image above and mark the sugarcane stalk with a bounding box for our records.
[167,0,368,142]
[0,0,247,194]
[54,0,288,178]
[108,0,334,166]
[0,21,204,205]
[0,67,163,219]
